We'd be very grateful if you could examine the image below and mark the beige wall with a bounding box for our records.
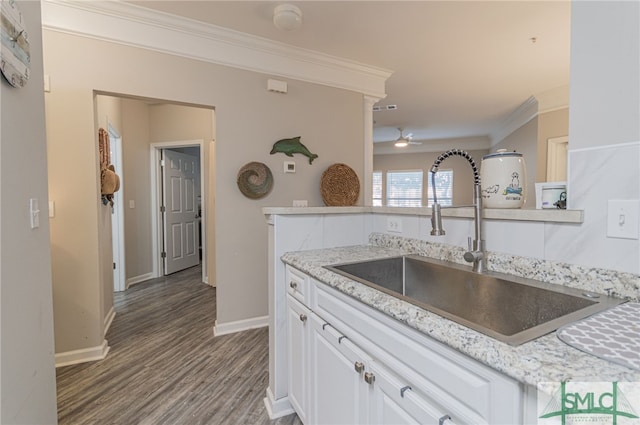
[43,29,364,353]
[95,95,122,332]
[0,1,58,423]
[373,149,488,206]
[121,100,154,281]
[493,117,538,208]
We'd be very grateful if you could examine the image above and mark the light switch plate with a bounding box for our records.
[30,198,40,229]
[607,199,639,239]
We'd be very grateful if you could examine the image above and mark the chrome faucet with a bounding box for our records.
[430,149,486,273]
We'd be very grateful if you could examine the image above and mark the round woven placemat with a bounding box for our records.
[237,162,273,199]
[320,163,360,206]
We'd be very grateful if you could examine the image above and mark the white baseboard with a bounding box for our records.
[104,307,116,337]
[55,339,110,368]
[126,272,154,288]
[263,388,295,419]
[212,315,268,337]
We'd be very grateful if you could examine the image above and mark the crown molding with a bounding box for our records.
[41,0,391,98]
[489,96,539,146]
[535,85,570,114]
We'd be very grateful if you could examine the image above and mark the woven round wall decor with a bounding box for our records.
[237,162,273,199]
[320,163,360,206]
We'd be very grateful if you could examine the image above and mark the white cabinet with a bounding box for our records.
[287,295,311,424]
[309,313,371,425]
[285,265,523,425]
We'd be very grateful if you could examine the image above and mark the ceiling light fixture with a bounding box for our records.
[394,140,409,147]
[273,4,302,32]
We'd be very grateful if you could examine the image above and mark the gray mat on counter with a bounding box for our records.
[557,303,640,372]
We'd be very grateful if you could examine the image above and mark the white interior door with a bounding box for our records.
[162,149,200,275]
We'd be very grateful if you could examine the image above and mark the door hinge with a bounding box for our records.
[160,159,165,167]
[160,205,166,213]
[161,252,167,258]
[113,262,116,270]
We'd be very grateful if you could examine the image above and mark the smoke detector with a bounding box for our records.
[273,4,302,31]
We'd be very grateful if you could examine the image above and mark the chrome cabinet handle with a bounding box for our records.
[289,281,297,289]
[439,414,452,425]
[354,361,364,373]
[400,385,411,397]
[364,372,375,385]
[299,313,307,323]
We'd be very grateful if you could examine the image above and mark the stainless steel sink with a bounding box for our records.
[325,255,625,345]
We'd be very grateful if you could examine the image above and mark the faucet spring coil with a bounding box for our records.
[430,149,480,185]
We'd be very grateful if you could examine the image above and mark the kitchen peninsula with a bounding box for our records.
[263,207,640,424]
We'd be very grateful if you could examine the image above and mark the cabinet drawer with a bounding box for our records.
[312,281,522,424]
[369,361,458,425]
[286,265,309,305]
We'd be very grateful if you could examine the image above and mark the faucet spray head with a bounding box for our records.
[430,203,445,236]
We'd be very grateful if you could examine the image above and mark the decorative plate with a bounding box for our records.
[320,163,360,206]
[237,162,273,199]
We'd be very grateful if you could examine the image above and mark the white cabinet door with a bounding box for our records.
[309,313,371,425]
[287,295,311,424]
[369,361,457,425]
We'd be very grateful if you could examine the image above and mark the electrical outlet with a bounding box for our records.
[607,200,639,239]
[386,217,402,233]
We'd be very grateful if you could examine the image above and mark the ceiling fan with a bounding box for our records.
[394,128,421,147]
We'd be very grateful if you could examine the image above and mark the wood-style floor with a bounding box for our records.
[56,265,302,425]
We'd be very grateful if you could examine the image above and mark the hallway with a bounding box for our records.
[56,266,301,424]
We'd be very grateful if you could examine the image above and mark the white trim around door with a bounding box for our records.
[150,140,207,284]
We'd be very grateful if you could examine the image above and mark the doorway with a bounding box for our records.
[151,141,208,283]
[162,147,201,274]
[95,93,215,291]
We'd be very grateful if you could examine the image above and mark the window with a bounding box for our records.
[427,170,453,206]
[372,171,382,206]
[386,171,423,207]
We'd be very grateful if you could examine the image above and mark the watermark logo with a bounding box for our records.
[538,382,640,424]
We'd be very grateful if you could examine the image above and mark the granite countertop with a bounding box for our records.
[281,244,640,388]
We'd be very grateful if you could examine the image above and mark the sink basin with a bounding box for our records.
[325,255,625,345]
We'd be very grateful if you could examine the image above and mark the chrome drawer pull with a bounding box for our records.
[400,386,411,397]
[354,361,364,373]
[439,414,452,425]
[299,313,307,323]
[322,323,330,330]
[289,281,297,289]
[338,335,348,344]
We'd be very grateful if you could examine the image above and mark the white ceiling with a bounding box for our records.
[129,1,571,148]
